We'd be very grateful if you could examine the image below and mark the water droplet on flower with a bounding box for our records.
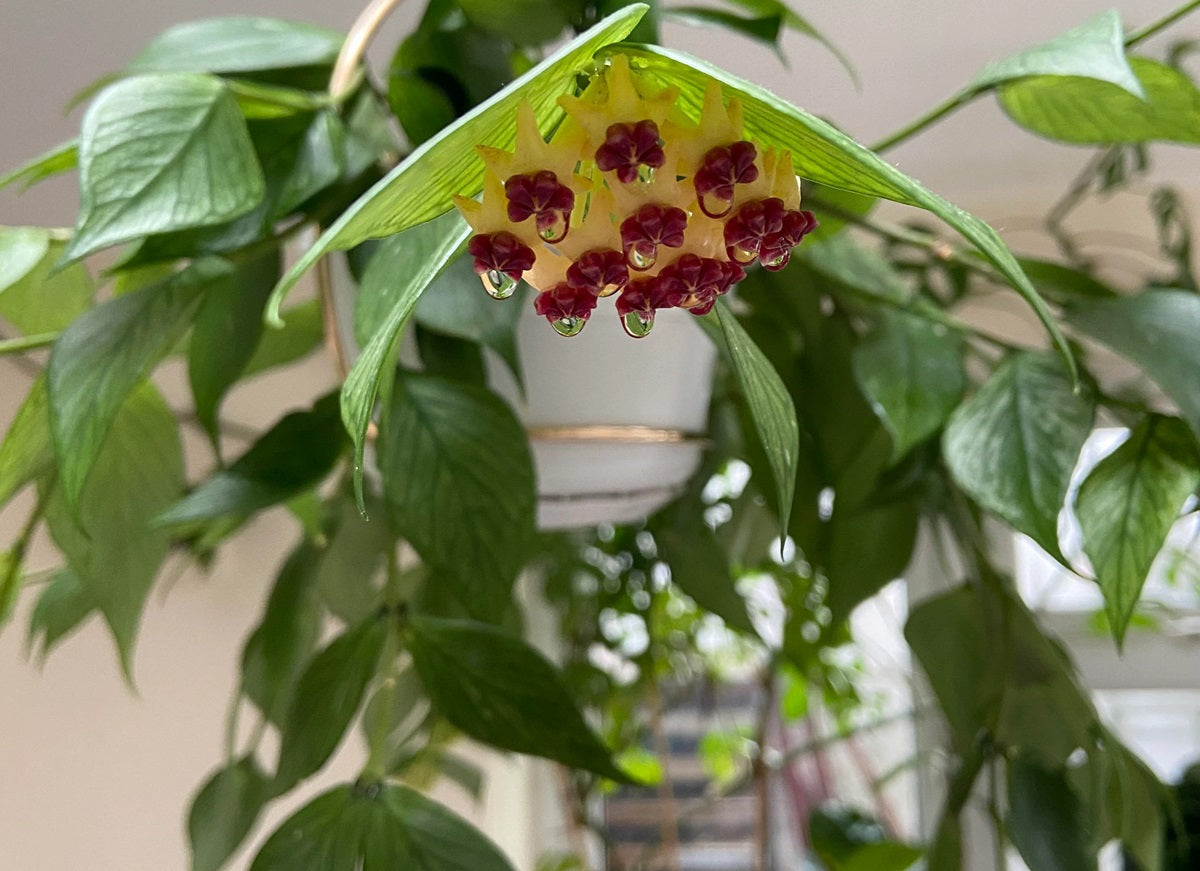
[637,164,656,184]
[622,310,655,338]
[596,283,621,298]
[762,250,790,271]
[539,212,569,243]
[699,191,732,219]
[551,315,585,337]
[627,246,656,271]
[729,242,759,265]
[485,269,518,299]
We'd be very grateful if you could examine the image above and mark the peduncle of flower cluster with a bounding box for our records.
[455,55,817,339]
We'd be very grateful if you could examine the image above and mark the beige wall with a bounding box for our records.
[1,1,1194,869]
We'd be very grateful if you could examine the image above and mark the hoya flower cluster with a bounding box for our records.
[455,56,816,338]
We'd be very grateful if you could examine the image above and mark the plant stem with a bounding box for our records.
[1125,0,1200,47]
[0,332,59,355]
[868,88,982,154]
[752,666,776,871]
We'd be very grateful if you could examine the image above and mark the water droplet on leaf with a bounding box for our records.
[485,270,518,299]
[551,316,585,337]
[622,310,655,338]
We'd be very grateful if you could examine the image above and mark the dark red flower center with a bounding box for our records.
[467,231,537,280]
[619,204,689,270]
[595,120,666,184]
[504,171,576,241]
[534,282,600,322]
[693,141,759,218]
[723,197,788,264]
[566,249,629,295]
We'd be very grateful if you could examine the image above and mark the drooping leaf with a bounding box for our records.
[0,377,53,510]
[654,510,756,634]
[342,215,471,505]
[157,393,345,530]
[853,309,966,462]
[409,616,631,781]
[1000,57,1200,144]
[379,374,535,619]
[1080,743,1165,871]
[27,567,96,661]
[824,496,919,624]
[249,783,516,871]
[127,17,343,75]
[1018,257,1118,304]
[1008,759,1097,871]
[613,44,1076,377]
[188,249,282,447]
[810,806,923,871]
[65,74,265,261]
[943,353,1094,561]
[48,258,231,506]
[1075,416,1200,644]
[714,0,857,82]
[701,300,799,537]
[267,5,648,316]
[0,140,78,192]
[665,7,783,50]
[0,235,93,335]
[42,384,184,672]
[273,616,386,792]
[1065,290,1200,440]
[971,9,1142,96]
[455,0,569,44]
[187,757,270,871]
[312,493,390,625]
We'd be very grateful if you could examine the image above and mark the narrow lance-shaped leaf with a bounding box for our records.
[0,377,53,510]
[266,4,648,319]
[27,568,96,662]
[614,44,1077,379]
[0,140,78,192]
[1075,416,1200,645]
[409,616,632,782]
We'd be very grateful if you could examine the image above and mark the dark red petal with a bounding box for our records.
[468,232,536,280]
[534,282,599,321]
[566,249,629,294]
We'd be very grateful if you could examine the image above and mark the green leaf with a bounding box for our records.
[48,258,231,506]
[268,4,648,316]
[187,757,269,871]
[0,235,93,335]
[273,616,386,791]
[0,551,20,632]
[1000,57,1200,144]
[0,140,78,192]
[188,249,281,447]
[1008,759,1097,871]
[971,10,1142,96]
[823,496,919,624]
[943,353,1094,561]
[0,377,53,510]
[714,0,857,82]
[654,511,756,634]
[241,542,324,725]
[379,374,535,619]
[271,110,346,220]
[853,309,965,462]
[226,80,328,120]
[1018,257,1118,304]
[409,616,631,781]
[387,72,457,147]
[128,18,343,74]
[243,299,324,377]
[803,233,912,305]
[157,393,345,529]
[65,74,265,261]
[665,7,783,50]
[1065,290,1200,440]
[249,783,516,871]
[614,44,1076,378]
[313,494,390,625]
[27,567,96,661]
[1082,743,1164,871]
[810,806,923,871]
[1075,416,1200,644]
[455,0,569,44]
[700,300,799,537]
[341,215,471,505]
[42,384,184,672]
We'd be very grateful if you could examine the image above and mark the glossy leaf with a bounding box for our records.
[48,259,231,506]
[342,215,471,505]
[0,140,77,191]
[456,0,568,44]
[249,783,515,871]
[157,393,345,529]
[943,353,1094,561]
[0,235,93,335]
[1065,290,1200,439]
[128,17,343,74]
[273,616,387,791]
[65,74,265,261]
[27,567,96,661]
[702,300,799,537]
[971,10,1142,96]
[615,44,1076,376]
[853,309,965,461]
[188,757,269,871]
[42,385,184,672]
[379,374,535,618]
[1075,416,1200,644]
[1000,57,1200,144]
[188,249,281,447]
[1008,759,1097,871]
[0,378,52,510]
[267,5,647,316]
[409,616,631,781]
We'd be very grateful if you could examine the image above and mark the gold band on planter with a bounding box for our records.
[527,425,703,444]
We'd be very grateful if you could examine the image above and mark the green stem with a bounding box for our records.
[868,88,982,154]
[1125,0,1200,47]
[0,332,59,355]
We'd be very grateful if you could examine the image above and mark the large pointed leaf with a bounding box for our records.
[65,74,265,261]
[379,374,535,618]
[0,233,93,334]
[614,44,1075,377]
[267,4,648,317]
[701,300,799,537]
[409,616,631,781]
[1000,57,1200,144]
[1065,290,1200,439]
[187,757,270,871]
[48,258,232,506]
[970,10,1142,96]
[127,17,343,75]
[1008,759,1097,871]
[1075,416,1200,644]
[943,353,1094,561]
[249,784,515,871]
[42,385,184,672]
[27,567,96,661]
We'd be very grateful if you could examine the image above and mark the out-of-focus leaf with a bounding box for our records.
[654,509,756,634]
[1008,758,1097,871]
[187,757,270,871]
[0,235,93,335]
[27,567,96,661]
[0,377,53,510]
[127,18,343,75]
[0,140,78,192]
[810,805,923,871]
[243,299,324,377]
[456,0,568,44]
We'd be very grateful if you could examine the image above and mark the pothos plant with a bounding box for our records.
[1,0,1199,869]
